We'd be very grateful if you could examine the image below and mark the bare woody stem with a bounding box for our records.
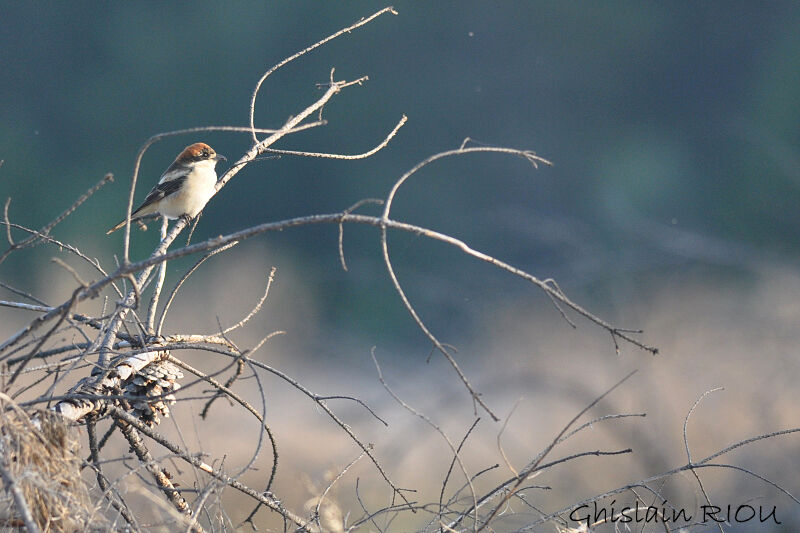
[111,407,316,531]
[248,7,398,143]
[145,217,169,334]
[95,75,379,370]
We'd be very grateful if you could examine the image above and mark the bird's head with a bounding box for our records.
[176,143,226,166]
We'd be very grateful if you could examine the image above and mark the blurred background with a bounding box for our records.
[1,2,799,531]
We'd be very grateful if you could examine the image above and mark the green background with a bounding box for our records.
[2,2,799,338]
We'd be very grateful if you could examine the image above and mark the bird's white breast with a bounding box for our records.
[159,161,218,219]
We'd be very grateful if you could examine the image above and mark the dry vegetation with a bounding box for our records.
[0,8,797,533]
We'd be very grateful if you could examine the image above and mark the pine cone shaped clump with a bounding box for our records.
[123,360,183,427]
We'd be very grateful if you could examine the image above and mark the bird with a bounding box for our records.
[107,142,226,234]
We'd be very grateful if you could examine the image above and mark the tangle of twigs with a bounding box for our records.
[0,7,793,533]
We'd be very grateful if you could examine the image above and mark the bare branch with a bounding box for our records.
[339,198,383,271]
[7,286,83,385]
[248,6,398,142]
[51,257,89,287]
[119,124,323,265]
[683,387,725,533]
[439,417,481,527]
[115,418,194,518]
[449,370,638,531]
[3,197,13,246]
[1,203,124,298]
[86,419,138,528]
[262,115,406,160]
[314,452,366,530]
[146,217,170,334]
[167,355,279,491]
[157,241,238,336]
[497,399,523,477]
[221,266,276,335]
[0,281,48,306]
[371,349,474,525]
[0,172,113,265]
[0,209,657,366]
[518,426,800,531]
[111,407,316,531]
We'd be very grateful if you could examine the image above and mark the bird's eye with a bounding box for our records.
[202,149,210,157]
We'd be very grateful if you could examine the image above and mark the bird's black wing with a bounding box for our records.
[132,175,187,216]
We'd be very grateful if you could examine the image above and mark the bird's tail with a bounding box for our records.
[107,216,146,234]
[106,219,127,235]
[107,213,161,234]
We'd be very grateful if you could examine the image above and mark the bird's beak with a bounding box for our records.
[215,154,227,162]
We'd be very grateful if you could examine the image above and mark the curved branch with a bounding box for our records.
[516,426,800,531]
[1,210,657,360]
[157,242,239,336]
[262,115,406,160]
[120,124,322,265]
[248,7,398,143]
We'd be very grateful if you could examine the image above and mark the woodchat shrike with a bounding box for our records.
[107,142,226,234]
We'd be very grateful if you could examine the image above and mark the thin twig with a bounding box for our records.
[339,198,383,271]
[262,115,406,160]
[248,7,398,142]
[111,407,315,531]
[7,286,83,385]
[51,257,89,287]
[245,351,413,509]
[87,418,138,528]
[221,267,276,334]
[452,370,638,531]
[115,417,192,516]
[0,281,48,306]
[315,395,389,427]
[371,349,471,524]
[168,355,279,490]
[3,197,14,245]
[0,211,658,361]
[497,399,523,477]
[0,173,113,265]
[439,417,480,529]
[119,125,323,265]
[518,426,800,531]
[156,241,238,336]
[314,452,367,530]
[683,387,725,532]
